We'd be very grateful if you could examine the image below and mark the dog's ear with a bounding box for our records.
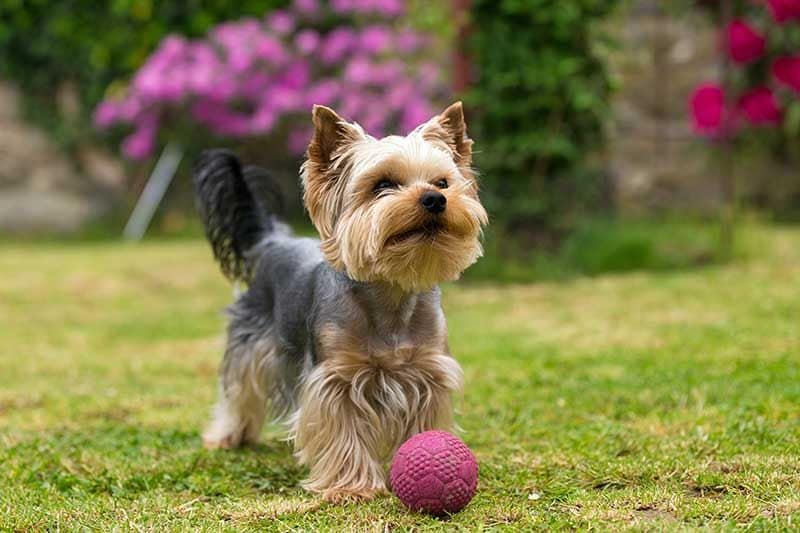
[420,101,473,167]
[307,105,365,171]
[303,105,365,238]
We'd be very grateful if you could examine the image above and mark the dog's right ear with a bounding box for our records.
[302,105,366,238]
[307,105,364,172]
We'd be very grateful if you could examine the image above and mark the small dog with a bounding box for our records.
[193,102,488,501]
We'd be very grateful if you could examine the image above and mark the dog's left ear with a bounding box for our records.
[420,101,473,167]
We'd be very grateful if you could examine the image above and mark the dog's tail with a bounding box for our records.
[193,149,283,283]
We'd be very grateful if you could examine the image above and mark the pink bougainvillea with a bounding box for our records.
[94,0,441,160]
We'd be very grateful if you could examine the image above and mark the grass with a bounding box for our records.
[1,222,799,530]
[466,216,750,284]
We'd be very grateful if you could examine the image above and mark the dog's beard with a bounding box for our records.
[322,181,488,291]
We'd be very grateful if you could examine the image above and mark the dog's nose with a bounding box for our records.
[420,191,447,214]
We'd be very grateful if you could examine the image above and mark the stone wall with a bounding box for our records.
[608,1,800,215]
[0,81,124,234]
[607,2,724,215]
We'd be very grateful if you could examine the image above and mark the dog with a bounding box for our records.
[193,102,488,501]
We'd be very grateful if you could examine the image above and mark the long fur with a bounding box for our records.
[194,102,487,501]
[193,149,281,282]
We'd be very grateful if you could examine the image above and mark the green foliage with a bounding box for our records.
[468,0,621,230]
[0,0,287,146]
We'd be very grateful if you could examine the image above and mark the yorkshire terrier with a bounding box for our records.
[193,102,488,501]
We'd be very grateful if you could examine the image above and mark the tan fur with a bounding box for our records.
[290,323,462,500]
[203,331,283,449]
[206,103,486,502]
[302,102,488,291]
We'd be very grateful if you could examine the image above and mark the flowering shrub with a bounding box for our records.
[689,0,800,140]
[94,0,444,160]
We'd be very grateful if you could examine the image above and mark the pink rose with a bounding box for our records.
[767,0,800,23]
[689,83,727,137]
[736,87,782,126]
[773,55,800,93]
[725,20,765,65]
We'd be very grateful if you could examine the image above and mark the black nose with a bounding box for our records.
[420,191,447,214]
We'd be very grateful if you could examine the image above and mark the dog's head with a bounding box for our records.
[301,102,488,291]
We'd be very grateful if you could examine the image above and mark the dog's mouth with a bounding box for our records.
[386,221,445,246]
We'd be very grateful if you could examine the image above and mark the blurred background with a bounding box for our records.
[1,0,799,280]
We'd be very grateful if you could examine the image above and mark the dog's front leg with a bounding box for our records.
[291,361,387,502]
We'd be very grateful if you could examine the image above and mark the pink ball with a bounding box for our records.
[389,430,478,515]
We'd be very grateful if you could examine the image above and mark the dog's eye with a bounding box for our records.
[374,179,397,193]
[435,178,449,189]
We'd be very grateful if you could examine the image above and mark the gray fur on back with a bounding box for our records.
[227,220,442,418]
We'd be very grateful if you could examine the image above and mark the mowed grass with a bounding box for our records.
[1,225,799,531]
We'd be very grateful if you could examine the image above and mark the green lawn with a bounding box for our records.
[1,225,799,531]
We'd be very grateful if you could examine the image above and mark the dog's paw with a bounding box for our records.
[202,429,242,450]
[320,486,387,503]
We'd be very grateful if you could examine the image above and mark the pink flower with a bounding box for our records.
[320,28,356,64]
[386,80,414,109]
[396,28,425,53]
[736,87,783,126]
[208,77,237,100]
[93,101,120,128]
[725,20,765,65]
[269,85,303,112]
[157,35,188,63]
[266,10,295,35]
[241,72,270,99]
[250,102,277,132]
[374,0,404,16]
[773,55,800,92]
[368,60,403,85]
[292,0,320,17]
[121,115,158,160]
[402,98,433,133]
[278,60,310,89]
[305,79,341,106]
[295,30,320,55]
[359,26,392,54]
[344,56,373,84]
[255,35,288,65]
[118,98,143,122]
[418,62,440,90]
[689,83,727,137]
[331,0,354,13]
[187,62,218,93]
[767,0,800,23]
[332,0,404,16]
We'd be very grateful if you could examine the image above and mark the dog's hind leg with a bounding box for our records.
[203,317,280,449]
